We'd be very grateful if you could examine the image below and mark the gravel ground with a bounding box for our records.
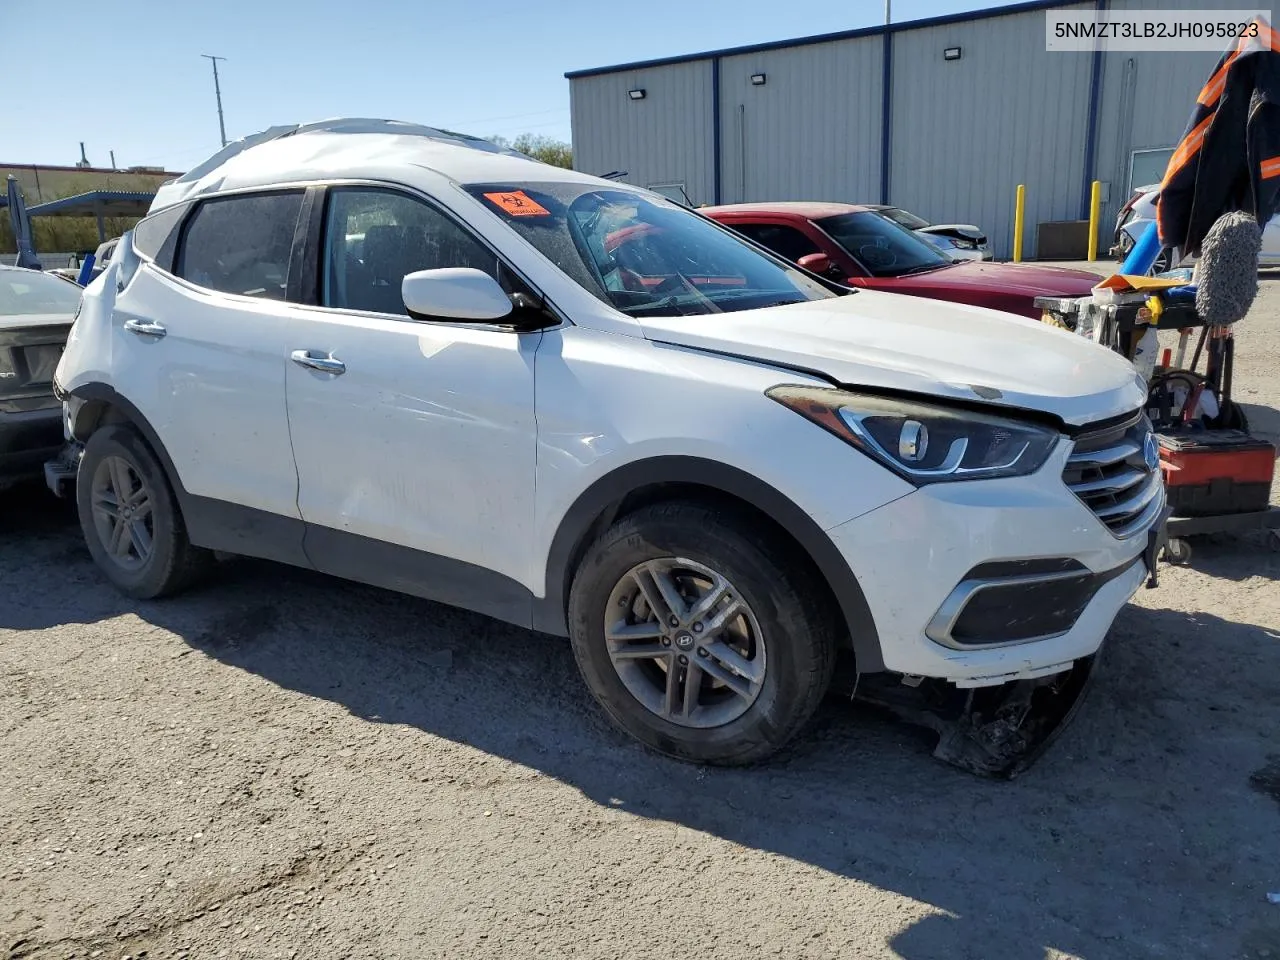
[2,270,1279,960]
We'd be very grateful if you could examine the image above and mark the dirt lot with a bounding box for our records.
[3,269,1279,960]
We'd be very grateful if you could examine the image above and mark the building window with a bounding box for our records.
[1130,147,1175,193]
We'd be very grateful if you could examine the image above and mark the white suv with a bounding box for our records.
[54,119,1166,768]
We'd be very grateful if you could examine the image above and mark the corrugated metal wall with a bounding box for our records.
[569,0,1245,258]
[717,38,883,204]
[569,61,715,204]
[1094,0,1222,229]
[888,2,1094,258]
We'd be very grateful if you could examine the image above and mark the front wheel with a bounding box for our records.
[567,501,838,765]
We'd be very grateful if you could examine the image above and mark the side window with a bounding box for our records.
[732,223,822,263]
[131,202,189,273]
[322,188,500,315]
[177,191,304,300]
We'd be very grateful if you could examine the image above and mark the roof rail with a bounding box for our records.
[150,118,530,212]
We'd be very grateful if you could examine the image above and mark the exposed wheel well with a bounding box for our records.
[68,397,135,443]
[559,480,854,654]
[67,389,187,507]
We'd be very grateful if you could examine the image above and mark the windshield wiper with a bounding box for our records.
[893,263,949,277]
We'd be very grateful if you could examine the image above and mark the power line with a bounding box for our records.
[442,107,568,129]
[479,117,573,136]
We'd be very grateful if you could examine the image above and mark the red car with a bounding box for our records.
[701,202,1100,319]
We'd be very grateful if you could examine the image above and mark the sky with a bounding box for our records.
[9,0,1026,173]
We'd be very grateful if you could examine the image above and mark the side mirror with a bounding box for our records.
[401,267,513,322]
[797,252,832,275]
[798,252,844,281]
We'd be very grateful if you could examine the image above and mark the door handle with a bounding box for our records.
[291,349,346,375]
[123,319,166,339]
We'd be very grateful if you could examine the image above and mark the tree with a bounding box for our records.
[488,133,572,170]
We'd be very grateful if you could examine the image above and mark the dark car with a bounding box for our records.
[701,202,1100,319]
[0,265,81,489]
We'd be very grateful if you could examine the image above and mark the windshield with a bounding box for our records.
[816,212,953,279]
[465,182,838,317]
[0,269,83,316]
[878,206,931,231]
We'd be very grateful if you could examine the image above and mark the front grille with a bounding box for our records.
[1062,412,1164,539]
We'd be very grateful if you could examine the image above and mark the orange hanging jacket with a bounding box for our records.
[1157,17,1280,255]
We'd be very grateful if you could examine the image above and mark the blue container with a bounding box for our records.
[1120,221,1162,276]
[76,253,96,286]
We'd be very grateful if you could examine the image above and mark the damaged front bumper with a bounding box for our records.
[842,521,1166,779]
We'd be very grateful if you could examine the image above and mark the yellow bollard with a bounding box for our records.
[1013,184,1025,262]
[1087,179,1102,261]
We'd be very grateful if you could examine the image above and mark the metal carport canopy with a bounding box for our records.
[26,190,157,241]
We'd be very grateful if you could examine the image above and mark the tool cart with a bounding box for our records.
[1033,12,1280,565]
[1035,283,1279,565]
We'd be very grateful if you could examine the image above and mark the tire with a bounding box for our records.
[1162,538,1193,566]
[76,423,213,599]
[567,500,838,766]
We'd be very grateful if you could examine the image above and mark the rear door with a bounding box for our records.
[107,189,309,558]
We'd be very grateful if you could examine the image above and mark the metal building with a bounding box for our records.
[566,0,1222,258]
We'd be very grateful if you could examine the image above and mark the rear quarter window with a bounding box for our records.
[132,202,190,273]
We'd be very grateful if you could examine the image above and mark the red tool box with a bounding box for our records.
[1157,431,1276,516]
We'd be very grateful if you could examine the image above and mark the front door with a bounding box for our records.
[284,185,539,625]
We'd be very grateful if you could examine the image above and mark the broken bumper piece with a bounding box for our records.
[44,440,83,498]
[848,652,1101,779]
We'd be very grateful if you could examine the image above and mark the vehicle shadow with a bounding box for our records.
[1237,401,1280,447]
[1172,531,1280,581]
[3,489,1278,959]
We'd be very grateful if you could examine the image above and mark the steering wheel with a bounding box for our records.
[859,244,898,269]
[617,266,648,292]
[650,275,687,296]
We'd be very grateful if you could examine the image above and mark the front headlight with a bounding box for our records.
[766,385,1059,484]
[947,237,978,249]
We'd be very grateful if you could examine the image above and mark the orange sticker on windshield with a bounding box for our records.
[483,191,550,217]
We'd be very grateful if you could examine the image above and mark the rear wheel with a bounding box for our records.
[567,501,838,765]
[77,423,212,598]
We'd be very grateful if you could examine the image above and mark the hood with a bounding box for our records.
[637,291,1145,427]
[919,223,984,240]
[899,261,1101,297]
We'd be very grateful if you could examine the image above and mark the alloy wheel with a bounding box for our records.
[89,455,155,570]
[604,557,767,728]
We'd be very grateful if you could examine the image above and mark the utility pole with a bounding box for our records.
[201,54,228,147]
[109,150,117,170]
[885,0,891,24]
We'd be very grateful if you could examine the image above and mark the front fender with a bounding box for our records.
[530,455,885,672]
